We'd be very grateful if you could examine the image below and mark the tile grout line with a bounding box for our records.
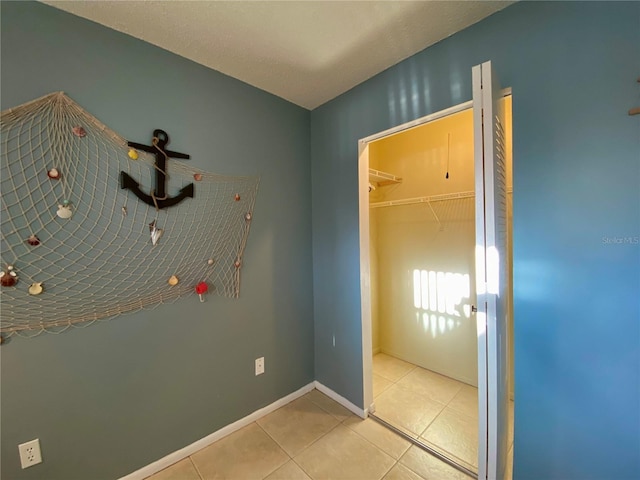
[259,404,344,472]
[251,421,293,480]
[253,392,338,456]
[416,400,448,440]
[374,355,479,476]
[255,388,363,474]
[379,458,399,480]
[416,402,480,471]
[418,436,477,473]
[395,446,431,480]
[342,415,409,464]
[281,402,399,480]
[396,452,431,480]
[385,365,418,385]
[287,421,344,480]
[295,420,343,457]
[370,414,476,478]
[318,418,399,480]
[305,390,353,422]
[418,384,469,439]
[373,353,417,384]
[375,355,473,436]
[188,455,204,480]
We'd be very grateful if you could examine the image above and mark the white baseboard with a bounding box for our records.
[314,381,367,419]
[120,382,315,480]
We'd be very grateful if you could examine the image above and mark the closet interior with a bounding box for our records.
[367,99,513,475]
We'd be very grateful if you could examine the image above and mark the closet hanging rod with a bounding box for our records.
[370,188,512,209]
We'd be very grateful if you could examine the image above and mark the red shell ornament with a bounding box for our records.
[47,168,61,179]
[72,126,87,137]
[194,173,203,181]
[0,266,18,287]
[26,234,41,246]
[0,273,17,287]
[195,281,208,302]
[235,194,241,201]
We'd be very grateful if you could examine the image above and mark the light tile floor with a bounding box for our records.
[372,353,514,476]
[146,388,472,480]
[146,354,515,480]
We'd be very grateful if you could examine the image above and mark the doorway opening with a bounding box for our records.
[358,95,513,478]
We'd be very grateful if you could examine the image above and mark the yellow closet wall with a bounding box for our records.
[369,97,512,388]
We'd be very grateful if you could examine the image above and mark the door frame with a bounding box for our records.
[357,89,511,477]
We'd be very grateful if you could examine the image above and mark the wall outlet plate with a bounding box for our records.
[255,357,265,376]
[18,439,42,469]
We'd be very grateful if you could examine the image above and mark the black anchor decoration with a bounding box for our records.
[120,129,194,209]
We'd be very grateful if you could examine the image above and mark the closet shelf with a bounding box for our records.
[370,190,474,209]
[369,168,402,187]
[370,188,512,209]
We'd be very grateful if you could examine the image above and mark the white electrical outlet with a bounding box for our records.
[18,439,42,469]
[255,357,265,376]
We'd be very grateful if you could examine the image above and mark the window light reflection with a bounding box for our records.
[413,269,471,338]
[413,269,471,318]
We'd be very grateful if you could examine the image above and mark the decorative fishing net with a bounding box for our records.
[1,92,259,338]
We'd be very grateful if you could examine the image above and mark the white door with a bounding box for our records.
[473,61,509,480]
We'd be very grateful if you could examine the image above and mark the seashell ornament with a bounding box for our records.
[28,282,43,295]
[245,212,252,222]
[72,126,87,137]
[0,266,18,287]
[26,234,41,246]
[57,202,73,219]
[128,148,139,160]
[235,194,241,201]
[47,168,61,180]
[149,220,163,246]
[194,173,202,181]
[168,275,179,286]
[195,281,208,302]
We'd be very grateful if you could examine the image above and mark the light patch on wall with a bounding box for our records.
[413,269,471,335]
[416,311,464,338]
[413,269,470,316]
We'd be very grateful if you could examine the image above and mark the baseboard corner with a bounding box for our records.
[313,380,366,419]
[119,381,315,480]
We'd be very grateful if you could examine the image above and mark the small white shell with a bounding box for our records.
[28,282,43,295]
[57,205,73,219]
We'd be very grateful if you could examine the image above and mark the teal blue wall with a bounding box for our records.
[311,2,639,479]
[3,2,639,480]
[1,2,313,479]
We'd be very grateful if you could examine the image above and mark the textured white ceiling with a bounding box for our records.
[42,1,512,109]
